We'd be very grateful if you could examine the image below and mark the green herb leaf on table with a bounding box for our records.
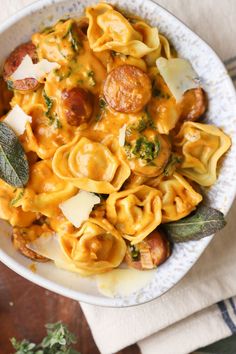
[0,123,29,188]
[11,322,80,354]
[163,205,226,243]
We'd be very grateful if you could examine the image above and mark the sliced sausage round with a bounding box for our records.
[180,88,207,122]
[103,64,152,113]
[125,229,170,270]
[3,41,38,91]
[61,87,93,126]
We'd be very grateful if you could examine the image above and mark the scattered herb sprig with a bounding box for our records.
[11,322,80,354]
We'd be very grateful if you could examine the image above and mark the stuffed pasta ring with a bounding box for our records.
[59,218,126,276]
[52,130,130,193]
[106,185,162,244]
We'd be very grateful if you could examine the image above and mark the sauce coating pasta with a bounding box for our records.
[0,3,231,277]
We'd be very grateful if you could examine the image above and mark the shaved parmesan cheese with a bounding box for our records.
[156,57,200,101]
[27,233,82,273]
[118,124,127,147]
[59,190,100,228]
[4,104,32,136]
[11,54,60,81]
[27,233,66,261]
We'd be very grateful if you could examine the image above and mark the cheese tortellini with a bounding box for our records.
[0,3,231,278]
[16,160,77,217]
[106,185,162,244]
[59,218,126,276]
[52,130,130,193]
[174,122,231,186]
[86,3,160,58]
[157,173,202,222]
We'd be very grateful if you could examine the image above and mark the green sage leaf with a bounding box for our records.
[0,122,29,188]
[163,205,226,242]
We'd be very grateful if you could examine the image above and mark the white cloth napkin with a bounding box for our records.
[80,1,236,354]
[1,1,236,354]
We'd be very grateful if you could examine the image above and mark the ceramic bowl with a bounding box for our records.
[0,0,236,307]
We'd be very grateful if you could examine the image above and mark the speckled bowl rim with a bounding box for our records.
[0,0,235,307]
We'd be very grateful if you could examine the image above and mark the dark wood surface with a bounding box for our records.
[0,261,140,354]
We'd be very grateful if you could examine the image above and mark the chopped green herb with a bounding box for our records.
[55,119,62,129]
[127,110,155,134]
[10,189,24,206]
[99,98,107,109]
[94,193,109,200]
[132,136,160,162]
[129,245,140,261]
[111,50,117,57]
[95,98,107,121]
[43,90,53,116]
[87,70,96,87]
[41,26,55,34]
[164,153,183,176]
[152,80,171,99]
[43,90,57,125]
[7,80,14,91]
[64,23,81,52]
[54,67,72,81]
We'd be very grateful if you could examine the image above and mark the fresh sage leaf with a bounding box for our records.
[0,122,29,188]
[163,205,226,242]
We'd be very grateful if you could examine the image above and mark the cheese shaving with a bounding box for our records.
[59,190,100,228]
[4,104,32,136]
[11,54,60,81]
[156,57,200,101]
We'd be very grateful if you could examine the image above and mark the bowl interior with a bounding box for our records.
[0,0,236,307]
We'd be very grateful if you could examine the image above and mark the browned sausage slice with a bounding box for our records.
[125,229,170,270]
[103,64,152,113]
[180,88,207,122]
[3,41,38,91]
[0,78,13,116]
[12,227,49,262]
[61,87,93,126]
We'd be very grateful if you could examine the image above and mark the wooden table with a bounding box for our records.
[0,262,140,354]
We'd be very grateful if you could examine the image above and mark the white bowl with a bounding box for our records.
[0,0,236,307]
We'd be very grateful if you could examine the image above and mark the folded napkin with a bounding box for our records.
[80,1,236,354]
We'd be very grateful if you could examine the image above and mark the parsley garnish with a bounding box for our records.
[131,136,160,162]
[94,193,109,200]
[152,80,171,99]
[43,90,53,117]
[164,153,183,176]
[43,90,58,126]
[10,189,24,206]
[64,23,81,52]
[7,80,14,91]
[126,110,155,134]
[11,322,80,354]
[87,70,96,87]
[95,98,107,121]
[129,245,140,261]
